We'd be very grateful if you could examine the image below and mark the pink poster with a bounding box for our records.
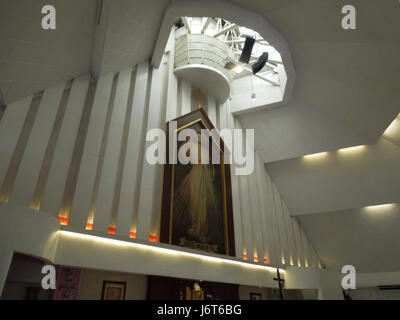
[53,267,82,300]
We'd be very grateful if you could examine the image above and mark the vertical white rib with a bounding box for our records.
[282,202,297,266]
[247,168,264,262]
[226,102,243,258]
[69,72,115,230]
[180,80,192,115]
[261,169,280,266]
[272,184,289,265]
[300,226,312,267]
[235,119,253,261]
[93,69,132,233]
[254,152,271,263]
[136,63,166,241]
[292,216,304,267]
[40,74,90,217]
[10,84,65,206]
[0,95,33,196]
[218,101,228,131]
[207,95,217,127]
[165,55,178,122]
[116,62,150,236]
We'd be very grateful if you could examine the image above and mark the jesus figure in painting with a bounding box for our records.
[172,130,225,254]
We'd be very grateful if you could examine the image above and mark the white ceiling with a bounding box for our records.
[229,0,400,272]
[298,204,400,273]
[0,0,98,105]
[95,0,169,76]
[267,135,400,216]
[0,0,169,105]
[1,0,400,273]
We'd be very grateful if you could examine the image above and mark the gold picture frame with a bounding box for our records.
[101,281,126,300]
[159,108,236,257]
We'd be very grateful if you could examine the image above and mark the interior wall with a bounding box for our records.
[238,285,273,300]
[78,269,147,300]
[0,28,321,274]
[1,253,52,300]
[348,287,400,300]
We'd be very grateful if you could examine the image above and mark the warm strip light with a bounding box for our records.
[338,145,366,153]
[59,231,285,273]
[149,235,158,243]
[58,217,69,226]
[86,223,93,231]
[383,115,400,136]
[254,257,259,263]
[364,203,396,211]
[129,232,136,239]
[108,227,116,235]
[264,258,270,265]
[303,152,328,159]
[243,254,248,261]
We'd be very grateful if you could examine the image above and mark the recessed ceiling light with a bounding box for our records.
[338,145,366,153]
[233,65,244,74]
[303,152,328,159]
[364,204,396,211]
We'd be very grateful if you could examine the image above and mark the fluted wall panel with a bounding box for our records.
[0,58,324,270]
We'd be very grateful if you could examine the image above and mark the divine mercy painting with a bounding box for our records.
[160,109,235,257]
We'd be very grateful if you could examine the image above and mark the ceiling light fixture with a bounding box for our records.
[233,64,244,74]
[338,145,366,153]
[303,152,328,159]
[364,204,396,211]
[250,75,256,101]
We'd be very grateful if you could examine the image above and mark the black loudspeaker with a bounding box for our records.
[239,37,256,64]
[252,52,269,74]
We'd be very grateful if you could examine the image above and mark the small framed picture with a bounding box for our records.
[250,292,262,300]
[101,281,126,300]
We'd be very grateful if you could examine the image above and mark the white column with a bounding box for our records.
[0,249,13,296]
[207,95,217,127]
[69,73,115,230]
[180,80,192,116]
[164,28,178,122]
[40,74,90,217]
[282,202,297,266]
[247,169,264,263]
[116,63,150,236]
[218,101,228,131]
[136,63,166,241]
[93,69,132,233]
[165,59,178,122]
[0,95,33,200]
[235,119,254,261]
[226,103,243,258]
[10,83,65,207]
[261,168,280,266]
[272,184,289,265]
[254,152,271,263]
[293,217,306,267]
[300,227,312,267]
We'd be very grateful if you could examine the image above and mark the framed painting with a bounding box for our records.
[101,281,126,300]
[160,108,235,257]
[250,292,262,300]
